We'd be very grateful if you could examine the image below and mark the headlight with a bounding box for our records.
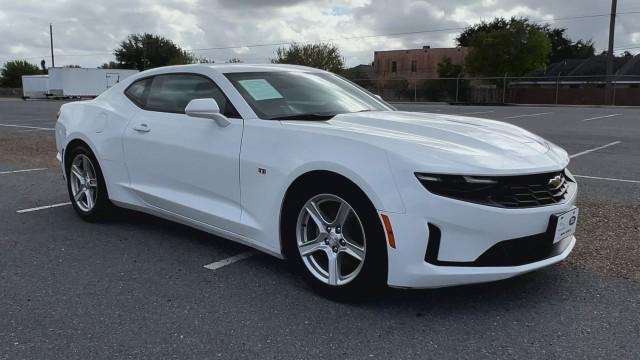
[414,170,571,208]
[563,168,576,182]
[415,173,498,196]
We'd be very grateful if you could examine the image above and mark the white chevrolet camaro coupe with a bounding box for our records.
[55,64,578,299]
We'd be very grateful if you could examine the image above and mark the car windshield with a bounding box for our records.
[224,71,393,120]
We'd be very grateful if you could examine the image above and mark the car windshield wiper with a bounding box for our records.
[270,113,337,121]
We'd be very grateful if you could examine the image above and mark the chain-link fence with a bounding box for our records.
[350,75,640,106]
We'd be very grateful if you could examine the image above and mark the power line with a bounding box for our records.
[2,10,640,64]
[186,12,633,53]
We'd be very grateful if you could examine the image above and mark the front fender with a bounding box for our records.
[281,154,406,215]
[237,118,406,254]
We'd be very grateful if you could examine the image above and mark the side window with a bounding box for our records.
[124,78,152,107]
[144,74,240,118]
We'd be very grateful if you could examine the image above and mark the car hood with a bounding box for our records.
[282,111,569,175]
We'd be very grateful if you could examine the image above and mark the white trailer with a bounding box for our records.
[21,75,50,99]
[47,68,138,98]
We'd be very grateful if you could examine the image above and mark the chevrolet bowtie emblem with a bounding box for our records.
[548,175,563,188]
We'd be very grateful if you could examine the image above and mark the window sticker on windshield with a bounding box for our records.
[238,79,283,101]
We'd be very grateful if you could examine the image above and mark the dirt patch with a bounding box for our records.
[567,201,640,282]
[0,133,59,168]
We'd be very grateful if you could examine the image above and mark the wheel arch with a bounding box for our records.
[62,137,111,201]
[63,136,99,171]
[278,169,380,257]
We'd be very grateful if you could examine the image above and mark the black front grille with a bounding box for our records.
[488,171,571,208]
[417,170,574,208]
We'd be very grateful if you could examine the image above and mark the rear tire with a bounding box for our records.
[65,145,112,222]
[283,177,388,301]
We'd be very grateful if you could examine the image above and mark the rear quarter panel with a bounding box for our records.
[56,89,140,203]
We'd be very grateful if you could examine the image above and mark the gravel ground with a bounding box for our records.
[0,133,58,168]
[570,201,640,281]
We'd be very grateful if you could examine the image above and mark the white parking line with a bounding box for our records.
[16,202,71,214]
[582,114,622,122]
[456,111,495,116]
[3,119,51,123]
[0,168,48,175]
[503,112,553,119]
[203,251,257,271]
[570,141,622,158]
[0,123,55,131]
[574,175,640,184]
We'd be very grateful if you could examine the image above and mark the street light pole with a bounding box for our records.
[49,23,55,68]
[605,0,617,105]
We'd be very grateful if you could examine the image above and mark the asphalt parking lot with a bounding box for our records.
[1,98,639,359]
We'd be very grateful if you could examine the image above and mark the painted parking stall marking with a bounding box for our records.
[16,202,71,214]
[0,168,47,175]
[203,251,257,271]
[570,141,622,159]
[574,175,640,184]
[503,112,553,119]
[582,114,621,122]
[0,123,55,131]
[456,111,495,116]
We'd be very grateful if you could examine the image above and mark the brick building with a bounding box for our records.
[373,46,469,81]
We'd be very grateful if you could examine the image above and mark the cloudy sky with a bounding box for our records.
[0,0,638,68]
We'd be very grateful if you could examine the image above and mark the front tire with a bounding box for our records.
[283,178,388,300]
[65,145,112,222]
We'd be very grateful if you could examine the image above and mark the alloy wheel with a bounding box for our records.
[296,194,367,286]
[69,154,98,212]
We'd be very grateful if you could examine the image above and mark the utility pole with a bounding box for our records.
[49,23,55,68]
[605,0,617,105]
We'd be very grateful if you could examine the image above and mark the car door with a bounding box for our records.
[122,73,244,231]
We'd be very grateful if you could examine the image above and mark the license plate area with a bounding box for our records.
[550,207,579,244]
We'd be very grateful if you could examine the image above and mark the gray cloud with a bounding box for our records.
[0,0,637,68]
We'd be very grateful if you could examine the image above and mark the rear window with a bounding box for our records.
[125,78,151,106]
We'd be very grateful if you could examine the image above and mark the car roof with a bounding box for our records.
[208,63,324,73]
[133,63,325,78]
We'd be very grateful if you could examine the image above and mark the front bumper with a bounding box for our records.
[384,177,577,289]
[56,151,66,181]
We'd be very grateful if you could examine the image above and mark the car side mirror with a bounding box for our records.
[185,98,231,127]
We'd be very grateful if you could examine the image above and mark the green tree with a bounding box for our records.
[0,60,42,88]
[437,57,464,78]
[463,19,551,76]
[457,18,513,47]
[194,57,214,64]
[457,18,594,66]
[425,57,466,102]
[342,66,375,89]
[114,33,196,71]
[99,61,125,69]
[271,43,344,73]
[547,28,594,63]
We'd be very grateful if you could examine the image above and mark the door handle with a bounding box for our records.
[133,123,150,133]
